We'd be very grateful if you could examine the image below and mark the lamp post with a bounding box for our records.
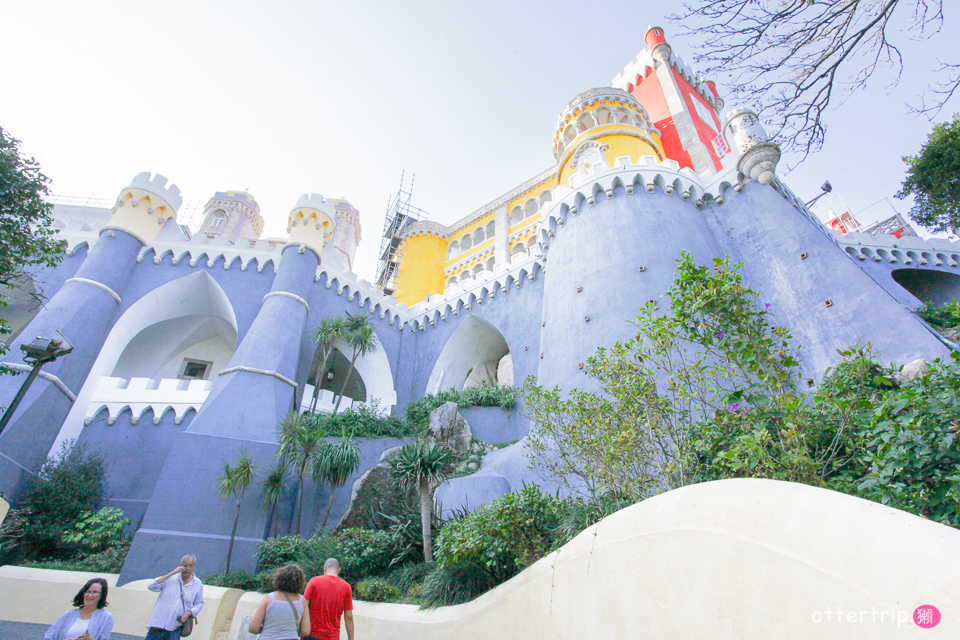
[804,180,833,208]
[0,330,74,436]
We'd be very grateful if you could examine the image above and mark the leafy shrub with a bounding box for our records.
[403,385,517,433]
[256,534,338,578]
[5,441,108,561]
[335,527,402,581]
[387,562,432,593]
[310,402,416,438]
[915,300,960,328]
[434,484,563,585]
[419,563,499,608]
[855,353,960,527]
[355,577,401,602]
[203,569,273,592]
[62,507,131,553]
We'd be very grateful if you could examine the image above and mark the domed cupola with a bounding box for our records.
[553,88,664,187]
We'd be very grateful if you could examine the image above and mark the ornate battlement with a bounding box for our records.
[125,172,183,212]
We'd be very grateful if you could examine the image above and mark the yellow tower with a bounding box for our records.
[105,172,182,243]
[553,88,664,188]
[286,193,336,260]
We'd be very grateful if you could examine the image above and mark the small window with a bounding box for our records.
[179,358,212,380]
[211,211,227,228]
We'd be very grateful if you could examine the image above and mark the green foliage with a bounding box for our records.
[309,402,414,438]
[334,312,381,413]
[355,577,401,602]
[22,542,130,574]
[402,385,516,433]
[260,461,288,539]
[434,484,562,586]
[277,412,325,534]
[898,113,960,234]
[203,569,274,592]
[552,493,630,549]
[62,507,130,553]
[855,353,960,527]
[387,562,432,593]
[217,447,258,573]
[0,127,66,368]
[335,527,403,581]
[419,562,499,608]
[256,533,338,579]
[915,300,960,329]
[387,441,457,563]
[313,433,361,528]
[9,441,107,560]
[524,253,804,499]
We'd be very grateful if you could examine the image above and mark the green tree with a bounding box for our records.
[12,440,106,559]
[312,433,361,528]
[276,412,324,535]
[387,441,455,563]
[308,315,347,413]
[260,461,288,538]
[216,447,258,573]
[897,113,960,234]
[0,127,67,372]
[62,507,131,554]
[669,2,958,157]
[333,312,380,413]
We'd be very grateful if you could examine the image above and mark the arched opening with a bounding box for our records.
[892,268,960,307]
[301,327,397,414]
[426,316,512,393]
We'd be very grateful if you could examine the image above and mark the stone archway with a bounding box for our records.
[426,316,512,393]
[892,268,960,306]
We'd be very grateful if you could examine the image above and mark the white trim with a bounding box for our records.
[218,365,297,388]
[263,291,310,313]
[65,277,122,304]
[1,362,78,401]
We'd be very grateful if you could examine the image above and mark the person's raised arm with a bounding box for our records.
[148,565,184,591]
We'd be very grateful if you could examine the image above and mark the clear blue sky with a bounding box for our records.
[4,0,958,280]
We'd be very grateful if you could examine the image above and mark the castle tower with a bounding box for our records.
[613,27,727,175]
[119,193,336,582]
[537,92,723,392]
[0,173,181,497]
[553,88,665,187]
[318,199,361,273]
[197,191,264,242]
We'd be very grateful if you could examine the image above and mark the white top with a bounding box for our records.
[146,573,204,631]
[258,593,305,640]
[65,617,89,638]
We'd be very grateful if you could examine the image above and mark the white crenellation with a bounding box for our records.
[126,172,183,212]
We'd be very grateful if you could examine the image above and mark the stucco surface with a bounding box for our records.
[5,480,957,638]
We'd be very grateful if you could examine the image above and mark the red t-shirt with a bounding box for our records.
[304,574,353,640]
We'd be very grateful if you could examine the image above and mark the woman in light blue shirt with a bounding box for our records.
[45,577,114,640]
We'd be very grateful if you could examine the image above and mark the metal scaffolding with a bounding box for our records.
[374,173,430,296]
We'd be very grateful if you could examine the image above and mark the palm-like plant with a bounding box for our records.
[260,461,288,538]
[276,412,323,534]
[312,433,361,528]
[333,312,380,413]
[387,441,455,563]
[216,447,258,573]
[309,315,347,413]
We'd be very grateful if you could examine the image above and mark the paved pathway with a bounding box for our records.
[0,620,141,639]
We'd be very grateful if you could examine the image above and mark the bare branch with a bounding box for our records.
[670,0,951,158]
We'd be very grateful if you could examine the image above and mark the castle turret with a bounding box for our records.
[613,27,727,176]
[554,88,664,188]
[321,199,362,273]
[723,107,782,185]
[198,190,263,242]
[0,173,181,497]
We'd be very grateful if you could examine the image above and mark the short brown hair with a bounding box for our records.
[273,563,306,593]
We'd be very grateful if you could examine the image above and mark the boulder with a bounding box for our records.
[894,358,929,385]
[426,401,472,452]
[497,353,514,386]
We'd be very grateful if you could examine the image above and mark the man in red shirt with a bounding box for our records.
[303,558,354,640]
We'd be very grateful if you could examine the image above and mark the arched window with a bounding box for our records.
[447,240,461,259]
[210,211,227,228]
[486,220,496,238]
[473,227,485,244]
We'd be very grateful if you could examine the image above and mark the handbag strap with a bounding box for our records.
[281,592,301,629]
[179,577,192,619]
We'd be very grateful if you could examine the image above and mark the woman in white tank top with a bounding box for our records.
[248,564,311,640]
